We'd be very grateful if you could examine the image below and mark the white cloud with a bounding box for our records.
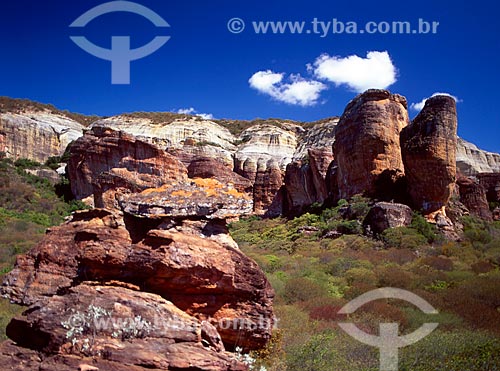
[310,51,397,93]
[410,92,459,111]
[248,70,326,106]
[176,107,214,120]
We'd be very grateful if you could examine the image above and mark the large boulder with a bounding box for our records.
[401,95,458,216]
[3,284,246,370]
[333,89,409,201]
[1,205,274,370]
[363,202,413,234]
[119,178,253,219]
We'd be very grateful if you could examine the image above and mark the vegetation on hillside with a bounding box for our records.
[0,155,89,339]
[230,196,500,370]
[0,96,100,126]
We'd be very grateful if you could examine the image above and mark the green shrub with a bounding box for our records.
[382,227,427,249]
[411,213,440,243]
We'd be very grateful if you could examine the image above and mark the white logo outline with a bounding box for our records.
[69,1,170,84]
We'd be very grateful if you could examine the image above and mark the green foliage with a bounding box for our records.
[410,213,441,243]
[382,227,428,249]
[229,198,500,370]
[13,158,41,169]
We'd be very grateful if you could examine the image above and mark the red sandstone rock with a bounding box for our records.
[401,95,458,215]
[68,126,187,208]
[477,173,500,203]
[2,209,274,352]
[334,89,409,201]
[457,175,492,220]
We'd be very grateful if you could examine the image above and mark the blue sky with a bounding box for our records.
[0,0,499,152]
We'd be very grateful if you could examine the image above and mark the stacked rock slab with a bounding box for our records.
[400,95,458,216]
[333,89,409,201]
[0,202,273,369]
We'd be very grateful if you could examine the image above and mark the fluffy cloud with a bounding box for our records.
[410,92,459,111]
[248,70,326,106]
[310,51,397,92]
[176,107,214,120]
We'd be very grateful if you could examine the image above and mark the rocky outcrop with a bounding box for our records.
[120,178,253,219]
[252,159,283,215]
[283,148,334,215]
[68,126,187,208]
[187,157,253,194]
[92,117,237,167]
[401,95,458,216]
[3,284,245,370]
[0,130,5,154]
[292,118,338,160]
[0,111,84,163]
[457,175,492,220]
[1,206,274,369]
[477,173,500,203]
[363,202,413,234]
[333,89,409,201]
[456,138,500,176]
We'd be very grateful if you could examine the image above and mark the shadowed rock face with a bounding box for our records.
[401,95,458,215]
[283,148,334,216]
[363,202,413,235]
[477,173,500,203]
[333,89,409,201]
[457,175,492,220]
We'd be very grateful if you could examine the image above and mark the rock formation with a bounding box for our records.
[68,126,188,208]
[0,111,84,163]
[401,95,458,216]
[283,148,334,216]
[120,178,253,220]
[456,138,500,176]
[333,89,409,201]
[477,173,500,203]
[456,175,492,220]
[363,202,413,234]
[187,157,253,194]
[1,201,273,369]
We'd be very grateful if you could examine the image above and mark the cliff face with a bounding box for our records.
[1,96,499,220]
[333,89,409,201]
[0,111,84,163]
[456,138,500,176]
[401,95,458,216]
[68,126,188,208]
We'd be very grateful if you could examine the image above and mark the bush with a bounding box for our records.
[419,256,454,271]
[411,213,440,243]
[375,265,415,289]
[283,277,329,304]
[382,227,427,250]
[13,158,41,169]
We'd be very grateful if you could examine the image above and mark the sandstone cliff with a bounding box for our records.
[456,138,500,176]
[333,89,409,201]
[401,95,458,216]
[0,111,84,163]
